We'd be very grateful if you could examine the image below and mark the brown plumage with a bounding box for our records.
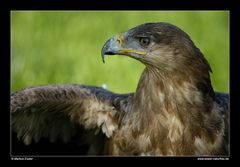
[11,22,229,156]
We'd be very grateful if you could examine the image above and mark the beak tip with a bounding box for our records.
[101,51,105,64]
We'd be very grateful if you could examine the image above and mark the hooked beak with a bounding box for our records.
[101,34,146,63]
[101,36,120,63]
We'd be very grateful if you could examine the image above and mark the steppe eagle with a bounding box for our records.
[11,22,229,156]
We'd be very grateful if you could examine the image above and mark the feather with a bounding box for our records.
[11,22,229,156]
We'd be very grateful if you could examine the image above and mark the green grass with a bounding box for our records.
[11,11,229,94]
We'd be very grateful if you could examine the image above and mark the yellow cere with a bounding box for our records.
[116,35,124,44]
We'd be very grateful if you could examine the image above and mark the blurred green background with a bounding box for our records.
[11,11,229,94]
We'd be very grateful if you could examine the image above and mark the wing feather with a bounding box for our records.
[11,84,132,154]
[214,92,229,154]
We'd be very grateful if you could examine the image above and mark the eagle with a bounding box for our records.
[11,22,229,156]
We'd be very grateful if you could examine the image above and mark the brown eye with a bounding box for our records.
[139,37,150,47]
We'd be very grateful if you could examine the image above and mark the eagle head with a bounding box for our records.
[101,22,212,74]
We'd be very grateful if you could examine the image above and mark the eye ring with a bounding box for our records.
[139,37,150,47]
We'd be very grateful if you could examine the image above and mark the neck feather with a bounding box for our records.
[133,67,214,114]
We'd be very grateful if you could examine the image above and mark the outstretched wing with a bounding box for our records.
[11,84,132,155]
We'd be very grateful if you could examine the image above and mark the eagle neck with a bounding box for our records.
[133,67,167,113]
[133,67,213,114]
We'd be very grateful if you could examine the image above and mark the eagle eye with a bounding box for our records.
[139,37,150,47]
